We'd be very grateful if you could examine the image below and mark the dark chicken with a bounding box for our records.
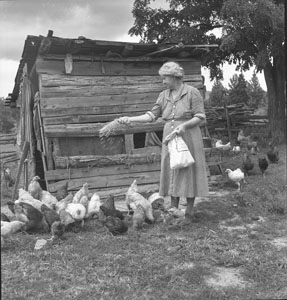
[51,221,65,239]
[102,194,116,211]
[267,143,279,163]
[258,157,268,177]
[99,205,124,220]
[1,213,10,222]
[242,153,254,176]
[41,204,61,227]
[55,181,68,201]
[102,215,128,235]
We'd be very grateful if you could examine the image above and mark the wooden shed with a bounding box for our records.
[8,32,217,198]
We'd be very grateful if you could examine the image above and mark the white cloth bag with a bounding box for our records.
[167,135,195,169]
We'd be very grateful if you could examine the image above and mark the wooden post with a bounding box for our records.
[12,141,29,201]
[224,101,232,142]
[24,159,29,190]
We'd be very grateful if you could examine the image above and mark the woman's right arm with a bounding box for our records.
[118,113,152,125]
[119,91,164,125]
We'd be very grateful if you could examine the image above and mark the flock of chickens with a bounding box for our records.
[225,130,279,191]
[1,177,167,247]
[1,129,281,246]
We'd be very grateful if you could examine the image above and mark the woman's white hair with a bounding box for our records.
[158,61,184,78]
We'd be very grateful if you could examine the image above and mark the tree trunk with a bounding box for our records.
[263,60,286,144]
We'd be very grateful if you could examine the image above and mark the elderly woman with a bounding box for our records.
[119,62,209,226]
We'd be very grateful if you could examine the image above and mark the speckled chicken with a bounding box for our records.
[73,183,89,204]
[14,202,49,232]
[28,176,43,200]
[55,181,69,201]
[126,180,154,223]
[148,193,165,210]
[59,210,75,227]
[40,190,58,210]
[267,143,279,163]
[132,204,145,229]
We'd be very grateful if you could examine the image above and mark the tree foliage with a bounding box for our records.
[228,73,250,105]
[247,72,266,108]
[129,0,285,141]
[0,98,17,133]
[209,80,226,107]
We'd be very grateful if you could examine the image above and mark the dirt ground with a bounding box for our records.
[1,144,286,300]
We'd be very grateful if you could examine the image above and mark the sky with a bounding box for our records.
[0,0,266,98]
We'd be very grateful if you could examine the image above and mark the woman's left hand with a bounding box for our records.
[174,124,186,136]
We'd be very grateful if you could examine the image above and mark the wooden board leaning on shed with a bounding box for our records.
[36,57,202,76]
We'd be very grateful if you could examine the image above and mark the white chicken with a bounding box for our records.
[215,140,232,151]
[40,190,58,210]
[1,220,25,237]
[73,183,89,204]
[232,146,241,153]
[1,220,25,247]
[85,193,103,218]
[126,180,154,223]
[18,188,35,202]
[28,176,42,200]
[148,192,165,210]
[225,168,245,191]
[65,203,86,227]
[15,189,43,212]
[79,195,89,211]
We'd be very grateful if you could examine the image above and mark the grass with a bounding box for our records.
[1,145,287,300]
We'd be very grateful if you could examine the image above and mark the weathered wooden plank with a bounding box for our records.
[124,134,134,154]
[48,170,161,192]
[46,138,54,170]
[40,83,164,98]
[44,120,165,137]
[130,146,161,155]
[57,135,125,156]
[40,80,202,98]
[42,53,201,62]
[40,74,202,87]
[42,112,147,125]
[41,103,154,118]
[40,93,159,108]
[94,183,160,201]
[54,152,162,169]
[45,161,161,181]
[36,58,201,76]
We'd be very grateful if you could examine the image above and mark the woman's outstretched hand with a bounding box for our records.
[118,117,131,125]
